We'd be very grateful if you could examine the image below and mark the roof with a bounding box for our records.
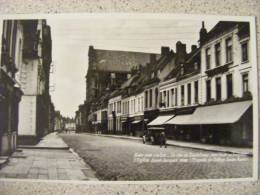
[203,21,249,44]
[89,47,160,72]
[166,101,252,125]
[120,74,139,89]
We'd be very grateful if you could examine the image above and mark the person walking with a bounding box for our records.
[160,132,167,148]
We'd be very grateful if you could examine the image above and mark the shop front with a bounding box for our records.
[166,100,253,146]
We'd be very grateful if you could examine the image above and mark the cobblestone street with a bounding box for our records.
[60,133,252,181]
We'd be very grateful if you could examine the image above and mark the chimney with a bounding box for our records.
[191,45,197,52]
[150,54,156,64]
[199,21,207,46]
[88,45,95,69]
[161,46,170,56]
[176,41,187,55]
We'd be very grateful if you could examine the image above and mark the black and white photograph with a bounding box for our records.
[0,14,257,182]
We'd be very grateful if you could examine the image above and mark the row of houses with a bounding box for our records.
[76,21,253,147]
[0,19,55,156]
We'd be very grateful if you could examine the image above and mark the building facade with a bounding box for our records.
[17,20,53,144]
[0,20,23,155]
[155,21,252,146]
[82,21,253,147]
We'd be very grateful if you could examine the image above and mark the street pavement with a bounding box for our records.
[0,132,98,180]
[60,133,252,181]
[89,133,252,156]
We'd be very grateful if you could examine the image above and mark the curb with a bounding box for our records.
[0,156,9,169]
[69,148,99,181]
[82,133,253,156]
[18,145,69,150]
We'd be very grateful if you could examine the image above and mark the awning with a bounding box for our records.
[148,127,165,130]
[148,115,174,126]
[132,120,141,124]
[166,101,252,125]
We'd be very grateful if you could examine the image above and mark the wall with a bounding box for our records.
[18,95,37,136]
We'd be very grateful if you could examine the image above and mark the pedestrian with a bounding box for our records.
[160,132,167,148]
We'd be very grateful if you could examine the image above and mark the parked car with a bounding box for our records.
[143,127,166,145]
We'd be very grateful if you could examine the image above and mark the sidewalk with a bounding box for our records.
[84,133,253,156]
[0,132,98,180]
[19,132,69,149]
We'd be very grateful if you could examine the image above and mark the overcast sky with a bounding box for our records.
[46,17,218,118]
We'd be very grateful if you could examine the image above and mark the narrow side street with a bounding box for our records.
[0,133,97,180]
[60,133,252,181]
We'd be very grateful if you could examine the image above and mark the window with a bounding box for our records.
[155,88,158,106]
[206,48,211,70]
[242,73,249,93]
[206,80,211,102]
[215,43,221,66]
[149,89,153,107]
[167,90,170,107]
[194,81,198,103]
[159,92,163,107]
[175,88,178,106]
[157,70,161,77]
[133,99,136,113]
[181,85,185,106]
[151,72,155,79]
[163,91,167,107]
[117,101,121,113]
[114,102,116,112]
[216,77,221,100]
[138,98,140,112]
[241,42,248,62]
[145,91,148,108]
[111,73,116,79]
[141,97,144,111]
[171,88,174,106]
[180,64,184,75]
[226,74,233,98]
[187,83,191,105]
[226,37,233,63]
[194,62,199,70]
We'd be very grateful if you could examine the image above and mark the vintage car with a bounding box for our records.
[142,127,166,145]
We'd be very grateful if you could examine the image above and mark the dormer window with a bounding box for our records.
[180,64,184,75]
[151,72,155,79]
[194,62,198,70]
[111,73,116,79]
[157,69,161,76]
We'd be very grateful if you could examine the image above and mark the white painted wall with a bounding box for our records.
[18,96,37,136]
